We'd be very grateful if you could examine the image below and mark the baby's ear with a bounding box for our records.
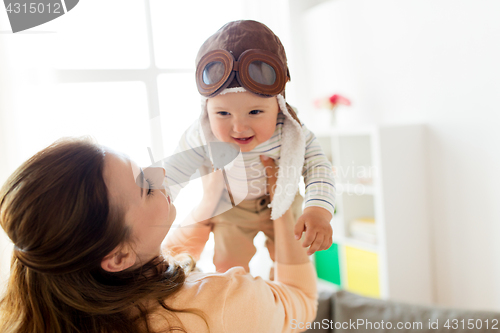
[101,244,136,272]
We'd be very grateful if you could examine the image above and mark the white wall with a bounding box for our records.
[297,0,500,310]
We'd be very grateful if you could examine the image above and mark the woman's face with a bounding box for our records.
[104,151,176,266]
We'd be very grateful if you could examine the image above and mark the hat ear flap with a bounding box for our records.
[285,102,301,125]
[278,90,300,125]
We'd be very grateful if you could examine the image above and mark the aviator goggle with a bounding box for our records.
[196,49,288,98]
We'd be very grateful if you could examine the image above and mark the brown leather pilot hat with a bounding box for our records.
[195,20,291,92]
[195,20,300,123]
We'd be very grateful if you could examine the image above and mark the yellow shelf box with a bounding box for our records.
[345,246,380,298]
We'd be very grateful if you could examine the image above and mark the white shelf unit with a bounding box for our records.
[315,123,433,305]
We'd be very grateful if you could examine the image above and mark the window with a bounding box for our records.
[0,0,290,283]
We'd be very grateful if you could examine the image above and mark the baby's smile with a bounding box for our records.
[232,135,255,145]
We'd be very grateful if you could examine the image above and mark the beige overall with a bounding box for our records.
[210,193,303,273]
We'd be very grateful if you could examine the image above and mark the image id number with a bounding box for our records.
[6,2,62,14]
[444,318,498,330]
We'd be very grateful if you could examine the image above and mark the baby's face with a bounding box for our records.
[207,91,279,152]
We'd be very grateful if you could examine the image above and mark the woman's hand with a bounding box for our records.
[189,165,225,223]
[260,155,310,264]
[260,155,278,201]
[200,165,226,200]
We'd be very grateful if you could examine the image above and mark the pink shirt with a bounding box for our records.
[157,225,318,332]
[149,263,317,333]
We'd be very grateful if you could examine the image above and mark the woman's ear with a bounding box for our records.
[101,244,137,272]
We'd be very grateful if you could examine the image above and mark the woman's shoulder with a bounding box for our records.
[186,266,247,282]
[184,266,286,307]
[169,266,251,306]
[160,265,318,332]
[179,266,258,300]
[176,267,284,332]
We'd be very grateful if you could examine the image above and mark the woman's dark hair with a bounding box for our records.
[0,138,201,333]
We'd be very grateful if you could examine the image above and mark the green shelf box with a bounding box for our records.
[315,242,341,286]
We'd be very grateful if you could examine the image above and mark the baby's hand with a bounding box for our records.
[295,207,333,255]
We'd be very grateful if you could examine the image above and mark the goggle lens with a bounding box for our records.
[196,49,286,97]
[203,61,225,85]
[248,61,276,86]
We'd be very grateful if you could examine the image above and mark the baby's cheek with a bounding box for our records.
[209,122,227,142]
[213,131,231,142]
[260,123,277,142]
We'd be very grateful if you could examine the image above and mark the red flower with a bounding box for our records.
[314,93,352,111]
[329,94,351,106]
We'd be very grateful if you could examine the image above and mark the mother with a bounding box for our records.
[0,138,317,333]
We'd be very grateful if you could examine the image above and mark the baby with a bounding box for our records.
[163,20,335,273]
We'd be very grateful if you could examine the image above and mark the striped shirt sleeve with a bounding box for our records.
[301,125,336,216]
[165,120,211,200]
